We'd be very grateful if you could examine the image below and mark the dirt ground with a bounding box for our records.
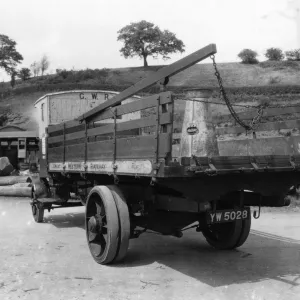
[0,197,300,300]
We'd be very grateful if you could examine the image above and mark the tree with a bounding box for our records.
[237,49,259,64]
[117,20,185,67]
[285,49,300,61]
[0,34,23,74]
[9,69,17,88]
[30,61,41,77]
[265,47,284,61]
[40,54,49,76]
[18,67,31,81]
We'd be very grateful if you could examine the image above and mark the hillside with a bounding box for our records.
[0,61,300,131]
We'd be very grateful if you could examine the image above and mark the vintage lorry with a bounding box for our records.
[30,44,298,265]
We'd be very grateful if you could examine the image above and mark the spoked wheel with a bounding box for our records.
[31,202,44,223]
[85,186,130,265]
[202,215,251,250]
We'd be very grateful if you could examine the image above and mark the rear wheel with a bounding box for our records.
[108,185,130,262]
[85,185,130,265]
[202,212,251,250]
[234,217,251,248]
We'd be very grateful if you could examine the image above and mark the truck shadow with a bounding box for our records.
[45,211,300,288]
[122,231,300,288]
[44,211,85,230]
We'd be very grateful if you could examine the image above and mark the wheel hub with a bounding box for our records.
[88,216,103,233]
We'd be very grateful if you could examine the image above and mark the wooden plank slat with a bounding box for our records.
[92,91,172,122]
[77,44,216,121]
[48,135,63,144]
[213,106,300,124]
[92,94,159,122]
[216,119,300,135]
[87,112,172,137]
[48,131,86,144]
[48,120,80,134]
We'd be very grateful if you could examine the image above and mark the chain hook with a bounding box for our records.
[210,55,252,132]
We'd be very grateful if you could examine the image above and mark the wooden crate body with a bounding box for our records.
[44,92,173,177]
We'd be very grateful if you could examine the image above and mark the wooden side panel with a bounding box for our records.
[218,136,300,156]
[87,112,172,137]
[87,134,171,160]
[216,119,300,135]
[47,91,173,167]
[65,144,85,161]
[48,146,64,162]
[49,134,171,162]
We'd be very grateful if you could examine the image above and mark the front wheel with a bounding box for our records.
[202,215,251,250]
[31,202,44,223]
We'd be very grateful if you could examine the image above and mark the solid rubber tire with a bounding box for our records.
[202,219,243,250]
[32,203,44,223]
[108,185,130,262]
[234,214,251,248]
[85,186,119,265]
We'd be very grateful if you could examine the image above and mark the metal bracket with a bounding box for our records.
[253,195,261,219]
[150,177,157,186]
[84,120,88,171]
[159,76,169,91]
[250,158,259,171]
[80,172,88,180]
[240,190,244,208]
[110,107,118,183]
[205,158,217,176]
[189,155,205,172]
[63,123,66,165]
[113,174,119,185]
[290,155,297,170]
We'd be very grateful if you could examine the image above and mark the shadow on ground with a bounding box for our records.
[44,212,85,230]
[45,210,300,288]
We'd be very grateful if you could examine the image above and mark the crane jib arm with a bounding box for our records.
[78,43,217,121]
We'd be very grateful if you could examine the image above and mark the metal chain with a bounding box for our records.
[249,104,266,130]
[211,55,257,132]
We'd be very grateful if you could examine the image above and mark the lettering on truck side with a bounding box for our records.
[89,163,108,170]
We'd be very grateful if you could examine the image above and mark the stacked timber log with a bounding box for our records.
[0,176,32,197]
[0,157,14,176]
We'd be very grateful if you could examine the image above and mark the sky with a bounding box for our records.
[0,0,299,81]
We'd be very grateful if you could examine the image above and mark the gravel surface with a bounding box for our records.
[0,197,300,300]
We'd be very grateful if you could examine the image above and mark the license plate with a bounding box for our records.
[206,208,250,224]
